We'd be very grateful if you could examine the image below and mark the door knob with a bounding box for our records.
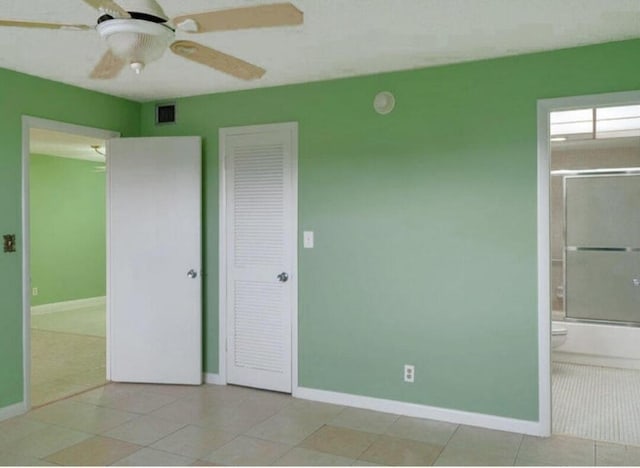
[187,269,198,279]
[277,272,289,283]
[633,278,640,287]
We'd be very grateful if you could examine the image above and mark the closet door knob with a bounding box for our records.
[277,272,289,283]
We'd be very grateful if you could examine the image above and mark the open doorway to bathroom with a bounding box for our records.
[28,126,108,407]
[547,98,640,446]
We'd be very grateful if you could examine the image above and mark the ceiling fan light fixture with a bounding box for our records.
[97,19,174,73]
[3,1,304,82]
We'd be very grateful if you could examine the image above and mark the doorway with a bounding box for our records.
[219,122,298,393]
[22,117,119,408]
[538,92,640,445]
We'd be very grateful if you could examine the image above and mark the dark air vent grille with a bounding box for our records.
[156,103,176,125]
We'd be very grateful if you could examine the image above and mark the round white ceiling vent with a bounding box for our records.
[373,91,395,115]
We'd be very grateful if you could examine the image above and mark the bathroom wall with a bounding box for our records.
[30,153,106,306]
[550,138,640,313]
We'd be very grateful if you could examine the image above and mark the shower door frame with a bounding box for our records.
[537,90,640,437]
[563,172,640,327]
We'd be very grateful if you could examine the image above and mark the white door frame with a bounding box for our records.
[537,90,640,437]
[21,116,119,410]
[218,122,299,391]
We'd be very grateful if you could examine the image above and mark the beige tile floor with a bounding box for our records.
[31,305,106,407]
[31,329,107,407]
[31,305,107,338]
[2,382,640,466]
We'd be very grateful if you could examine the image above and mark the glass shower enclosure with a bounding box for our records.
[564,173,640,325]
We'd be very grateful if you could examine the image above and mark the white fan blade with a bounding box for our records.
[0,20,91,30]
[90,50,126,80]
[173,3,303,33]
[170,40,266,80]
[83,0,131,18]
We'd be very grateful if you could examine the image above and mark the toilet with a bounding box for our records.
[552,322,568,349]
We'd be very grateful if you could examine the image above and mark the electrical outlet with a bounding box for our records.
[404,364,415,383]
[32,287,38,297]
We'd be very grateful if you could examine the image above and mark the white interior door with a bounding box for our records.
[222,123,297,393]
[108,137,202,385]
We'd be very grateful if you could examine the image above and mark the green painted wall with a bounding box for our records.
[29,154,106,306]
[0,68,140,409]
[3,39,640,423]
[141,39,640,421]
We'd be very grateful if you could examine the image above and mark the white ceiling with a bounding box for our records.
[1,0,639,102]
[30,128,106,161]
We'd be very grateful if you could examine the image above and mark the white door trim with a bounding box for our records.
[536,90,640,437]
[21,116,119,411]
[218,122,298,391]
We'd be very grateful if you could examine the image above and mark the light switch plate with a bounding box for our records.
[3,234,16,253]
[303,231,314,249]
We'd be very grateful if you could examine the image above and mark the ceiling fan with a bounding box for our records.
[0,0,303,80]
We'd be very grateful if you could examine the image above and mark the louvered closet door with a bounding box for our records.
[223,123,297,393]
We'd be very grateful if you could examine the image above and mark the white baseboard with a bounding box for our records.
[0,402,27,422]
[31,296,106,315]
[203,373,225,385]
[294,386,545,436]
